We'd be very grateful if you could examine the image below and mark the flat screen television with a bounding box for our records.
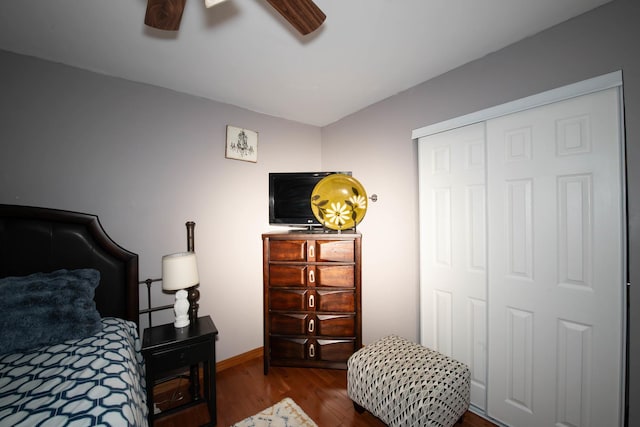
[269,171,351,228]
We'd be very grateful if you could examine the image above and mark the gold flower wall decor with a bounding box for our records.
[311,174,368,230]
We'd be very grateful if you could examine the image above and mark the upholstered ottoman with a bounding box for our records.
[347,335,470,427]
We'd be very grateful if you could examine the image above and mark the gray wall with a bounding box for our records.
[322,0,639,423]
[1,0,638,423]
[0,51,323,361]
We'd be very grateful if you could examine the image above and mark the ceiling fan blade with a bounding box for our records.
[266,0,326,35]
[144,0,187,31]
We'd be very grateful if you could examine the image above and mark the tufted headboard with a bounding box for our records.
[0,204,139,326]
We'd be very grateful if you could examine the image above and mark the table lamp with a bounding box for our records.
[162,251,200,328]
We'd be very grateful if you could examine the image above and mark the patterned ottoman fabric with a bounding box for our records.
[347,335,470,427]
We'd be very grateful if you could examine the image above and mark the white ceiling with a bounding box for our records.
[0,0,612,127]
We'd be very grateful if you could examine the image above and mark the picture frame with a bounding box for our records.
[225,125,258,163]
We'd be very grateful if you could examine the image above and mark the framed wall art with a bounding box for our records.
[225,125,258,163]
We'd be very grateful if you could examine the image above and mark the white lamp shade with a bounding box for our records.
[162,252,199,291]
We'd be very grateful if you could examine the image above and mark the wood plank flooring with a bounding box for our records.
[154,355,497,427]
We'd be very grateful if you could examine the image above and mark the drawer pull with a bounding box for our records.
[308,245,315,258]
[309,343,315,358]
[308,294,315,308]
[308,318,315,333]
[308,270,315,283]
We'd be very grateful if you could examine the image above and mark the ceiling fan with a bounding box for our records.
[144,0,326,35]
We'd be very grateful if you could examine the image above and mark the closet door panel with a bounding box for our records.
[487,88,623,427]
[418,122,487,410]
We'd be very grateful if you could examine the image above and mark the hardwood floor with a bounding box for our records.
[153,355,497,427]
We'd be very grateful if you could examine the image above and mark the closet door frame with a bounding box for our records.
[412,71,623,141]
[414,70,627,420]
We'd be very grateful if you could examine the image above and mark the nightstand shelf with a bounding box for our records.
[142,315,218,426]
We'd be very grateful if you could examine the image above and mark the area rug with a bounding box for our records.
[230,397,318,427]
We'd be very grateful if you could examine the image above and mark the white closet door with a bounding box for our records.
[487,88,624,427]
[418,122,488,410]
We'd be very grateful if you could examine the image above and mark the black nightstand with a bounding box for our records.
[142,315,218,426]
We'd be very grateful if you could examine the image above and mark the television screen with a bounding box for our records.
[269,171,351,228]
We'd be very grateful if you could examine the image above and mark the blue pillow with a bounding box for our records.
[0,269,102,355]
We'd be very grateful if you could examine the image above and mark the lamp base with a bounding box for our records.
[173,289,190,328]
[188,285,200,325]
[174,318,189,328]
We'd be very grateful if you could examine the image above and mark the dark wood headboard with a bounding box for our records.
[0,204,139,326]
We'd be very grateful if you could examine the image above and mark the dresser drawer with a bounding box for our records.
[270,289,308,310]
[316,265,354,287]
[269,265,307,287]
[315,240,355,262]
[316,289,355,311]
[316,314,356,336]
[270,336,308,360]
[316,339,356,361]
[269,264,354,288]
[270,313,355,336]
[149,340,212,373]
[270,313,309,335]
[269,240,307,262]
[270,337,355,363]
[269,239,355,263]
[270,289,354,311]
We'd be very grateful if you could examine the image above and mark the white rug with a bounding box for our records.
[230,397,318,427]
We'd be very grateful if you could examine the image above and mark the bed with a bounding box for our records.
[0,204,147,426]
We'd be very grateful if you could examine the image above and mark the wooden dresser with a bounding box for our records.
[262,231,362,373]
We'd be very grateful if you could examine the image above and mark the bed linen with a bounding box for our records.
[0,317,148,427]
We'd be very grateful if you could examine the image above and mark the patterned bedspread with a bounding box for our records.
[0,317,148,427]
